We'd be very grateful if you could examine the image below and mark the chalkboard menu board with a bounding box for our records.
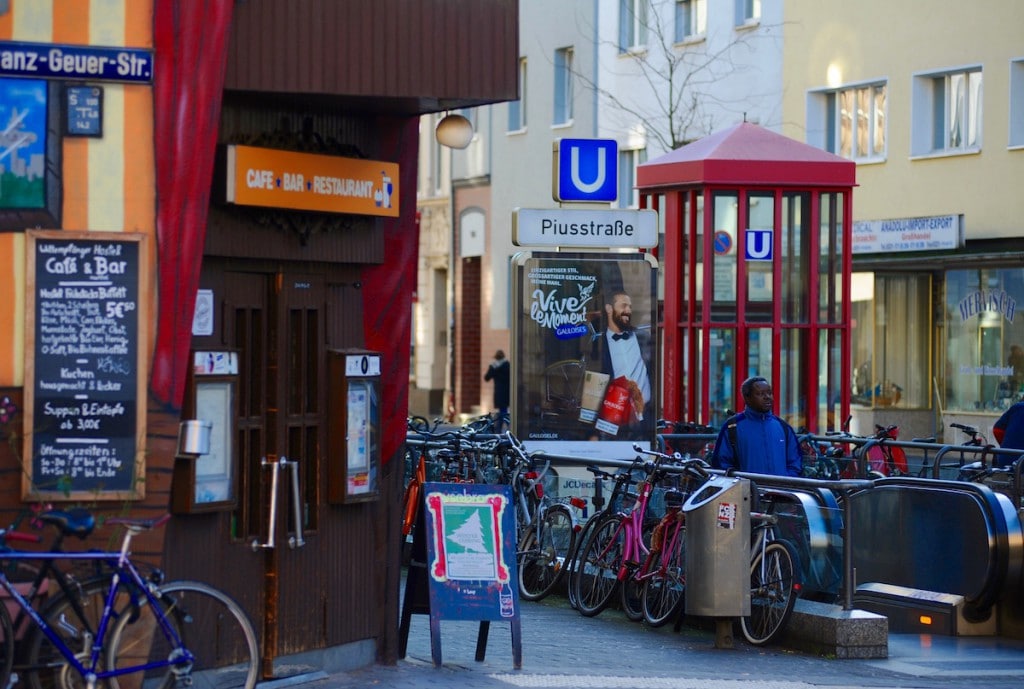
[24,231,149,500]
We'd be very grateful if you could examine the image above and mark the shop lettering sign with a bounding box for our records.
[958,289,1016,324]
[852,214,962,254]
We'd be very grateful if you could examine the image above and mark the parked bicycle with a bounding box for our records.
[864,424,910,478]
[571,446,685,620]
[564,464,636,611]
[503,431,586,602]
[635,446,712,628]
[740,489,802,646]
[0,514,258,689]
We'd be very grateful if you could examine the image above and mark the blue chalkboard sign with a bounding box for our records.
[421,482,522,666]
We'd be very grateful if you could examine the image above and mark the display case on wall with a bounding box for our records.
[327,350,381,504]
[172,351,240,514]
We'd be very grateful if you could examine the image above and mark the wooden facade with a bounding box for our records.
[0,0,517,678]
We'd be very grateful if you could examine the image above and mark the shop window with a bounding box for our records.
[945,268,1024,413]
[851,273,931,409]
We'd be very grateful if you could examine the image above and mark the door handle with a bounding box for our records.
[282,457,306,548]
[251,455,282,551]
[250,455,306,551]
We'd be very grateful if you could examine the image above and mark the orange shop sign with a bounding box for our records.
[225,145,399,217]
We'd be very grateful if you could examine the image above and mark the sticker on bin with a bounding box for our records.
[717,502,737,529]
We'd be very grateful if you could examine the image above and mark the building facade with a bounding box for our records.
[782,0,1024,441]
[422,0,1024,446]
[416,0,786,422]
[0,0,516,677]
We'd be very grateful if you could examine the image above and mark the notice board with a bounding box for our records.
[23,231,150,500]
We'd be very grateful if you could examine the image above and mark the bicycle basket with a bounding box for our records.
[663,489,685,510]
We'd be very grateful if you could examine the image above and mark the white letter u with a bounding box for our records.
[570,146,607,193]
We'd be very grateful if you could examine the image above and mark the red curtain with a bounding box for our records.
[362,117,420,464]
[150,0,234,408]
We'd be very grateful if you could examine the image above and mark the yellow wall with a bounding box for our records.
[781,0,1024,236]
[0,0,154,387]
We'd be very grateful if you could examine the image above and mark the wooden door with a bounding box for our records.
[227,270,328,670]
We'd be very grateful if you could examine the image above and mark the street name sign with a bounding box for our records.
[512,208,658,249]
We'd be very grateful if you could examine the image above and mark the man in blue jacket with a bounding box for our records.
[713,376,802,477]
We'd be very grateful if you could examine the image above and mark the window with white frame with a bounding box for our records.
[675,0,706,42]
[1008,59,1024,147]
[912,67,982,156]
[618,0,647,52]
[508,58,527,132]
[822,82,887,161]
[735,0,761,26]
[617,148,646,208]
[554,47,574,126]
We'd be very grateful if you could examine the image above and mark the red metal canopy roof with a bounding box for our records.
[636,122,856,190]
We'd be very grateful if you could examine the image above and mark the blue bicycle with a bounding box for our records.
[0,514,258,689]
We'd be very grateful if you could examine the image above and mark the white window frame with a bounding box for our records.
[806,80,887,163]
[911,65,983,157]
[735,0,761,27]
[616,148,647,209]
[675,0,706,43]
[1009,58,1024,148]
[619,0,648,53]
[507,58,527,133]
[553,47,574,127]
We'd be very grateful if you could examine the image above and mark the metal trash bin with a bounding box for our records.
[684,475,751,617]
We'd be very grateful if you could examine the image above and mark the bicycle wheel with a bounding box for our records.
[740,539,800,646]
[565,516,599,610]
[0,593,13,689]
[642,523,687,627]
[572,516,624,618]
[107,580,258,689]
[619,519,656,622]
[24,575,117,689]
[518,505,576,602]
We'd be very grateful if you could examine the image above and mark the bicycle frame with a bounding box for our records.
[599,472,655,582]
[0,547,189,689]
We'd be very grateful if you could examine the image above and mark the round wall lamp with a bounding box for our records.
[435,113,474,149]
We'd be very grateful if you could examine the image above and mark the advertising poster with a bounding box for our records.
[422,482,519,622]
[512,251,658,460]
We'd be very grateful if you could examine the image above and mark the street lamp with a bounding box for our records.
[435,113,474,149]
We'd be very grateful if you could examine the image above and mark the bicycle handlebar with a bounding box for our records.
[632,443,711,479]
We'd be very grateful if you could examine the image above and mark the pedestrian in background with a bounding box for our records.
[993,395,1024,467]
[485,350,510,430]
[713,375,802,477]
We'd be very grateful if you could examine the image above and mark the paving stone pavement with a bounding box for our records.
[298,590,1024,689]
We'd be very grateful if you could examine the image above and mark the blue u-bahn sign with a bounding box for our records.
[553,138,618,203]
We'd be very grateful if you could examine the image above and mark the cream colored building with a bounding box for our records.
[782,0,1024,443]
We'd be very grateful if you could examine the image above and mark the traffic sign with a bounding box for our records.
[552,138,618,203]
[745,229,773,261]
[713,230,732,255]
[512,208,657,248]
